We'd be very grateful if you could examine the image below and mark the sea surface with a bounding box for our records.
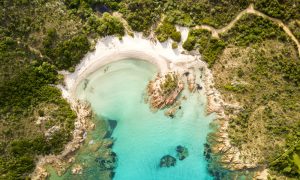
[49,59,215,180]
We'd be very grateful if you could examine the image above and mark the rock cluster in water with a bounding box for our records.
[95,151,118,170]
[160,145,189,168]
[176,145,189,160]
[94,119,119,174]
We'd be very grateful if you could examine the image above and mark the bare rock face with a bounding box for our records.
[45,125,61,138]
[32,166,49,180]
[71,164,83,175]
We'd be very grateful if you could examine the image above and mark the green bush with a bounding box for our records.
[183,29,225,67]
[43,34,90,70]
[172,42,178,49]
[182,37,196,51]
[155,20,181,43]
[119,0,163,32]
[86,12,125,37]
[170,31,181,42]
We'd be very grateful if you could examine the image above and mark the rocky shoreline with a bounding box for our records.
[31,101,94,179]
[201,62,269,179]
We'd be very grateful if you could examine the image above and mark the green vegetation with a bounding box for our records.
[270,142,300,177]
[119,0,164,33]
[289,20,300,42]
[222,14,288,46]
[85,12,125,38]
[0,0,130,177]
[160,73,179,95]
[101,0,251,34]
[0,40,76,179]
[214,41,300,178]
[172,42,178,49]
[43,31,90,70]
[183,29,225,67]
[165,0,250,28]
[254,0,300,22]
[155,20,181,42]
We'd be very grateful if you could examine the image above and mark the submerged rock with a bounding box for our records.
[176,145,189,160]
[108,119,117,130]
[103,119,118,138]
[204,143,212,160]
[95,151,118,170]
[160,155,176,167]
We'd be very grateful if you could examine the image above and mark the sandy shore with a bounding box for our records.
[60,29,210,99]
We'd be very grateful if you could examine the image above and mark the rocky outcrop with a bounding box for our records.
[176,145,189,161]
[160,155,176,168]
[71,164,83,175]
[147,72,184,110]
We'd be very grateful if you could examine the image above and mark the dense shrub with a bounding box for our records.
[43,33,90,70]
[155,20,181,42]
[254,0,300,22]
[119,0,164,32]
[183,29,225,67]
[222,14,289,46]
[86,12,125,37]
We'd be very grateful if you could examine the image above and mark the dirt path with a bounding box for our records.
[194,4,300,56]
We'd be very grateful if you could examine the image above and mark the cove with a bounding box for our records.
[50,58,215,180]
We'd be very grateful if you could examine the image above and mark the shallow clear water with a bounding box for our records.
[52,59,215,180]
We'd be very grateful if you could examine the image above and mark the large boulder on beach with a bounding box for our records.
[176,145,189,160]
[160,155,176,167]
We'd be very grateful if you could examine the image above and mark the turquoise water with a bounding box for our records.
[63,59,214,179]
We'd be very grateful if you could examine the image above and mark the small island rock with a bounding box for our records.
[176,145,189,160]
[160,155,176,167]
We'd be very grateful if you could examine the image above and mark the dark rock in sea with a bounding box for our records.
[103,131,113,139]
[204,143,212,160]
[95,151,118,170]
[109,171,115,178]
[83,79,89,90]
[103,119,118,138]
[160,155,176,167]
[108,119,117,130]
[176,145,189,160]
[111,151,117,157]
